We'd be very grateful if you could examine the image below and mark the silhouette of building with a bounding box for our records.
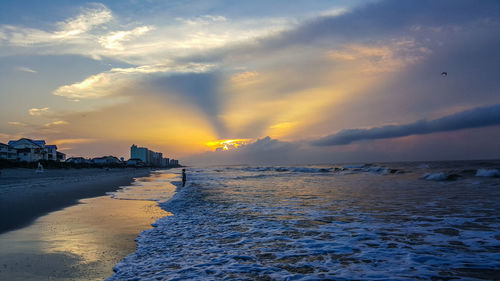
[65,157,89,164]
[131,144,149,164]
[91,156,121,165]
[130,144,174,167]
[0,143,17,160]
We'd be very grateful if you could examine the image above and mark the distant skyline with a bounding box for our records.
[1,0,499,164]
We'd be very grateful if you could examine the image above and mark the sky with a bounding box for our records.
[1,0,499,165]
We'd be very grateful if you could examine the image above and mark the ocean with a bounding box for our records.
[108,161,500,280]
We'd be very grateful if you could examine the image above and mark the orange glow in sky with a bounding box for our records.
[205,139,251,151]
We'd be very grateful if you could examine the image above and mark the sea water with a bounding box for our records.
[108,161,500,280]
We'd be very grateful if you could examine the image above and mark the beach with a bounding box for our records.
[0,168,151,233]
[0,168,175,280]
[1,163,499,280]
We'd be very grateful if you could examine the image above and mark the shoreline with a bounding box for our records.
[0,168,151,234]
[0,196,169,281]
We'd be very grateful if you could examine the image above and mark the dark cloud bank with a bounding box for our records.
[313,104,500,146]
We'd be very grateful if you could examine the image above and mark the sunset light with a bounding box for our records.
[205,139,251,151]
[1,1,499,280]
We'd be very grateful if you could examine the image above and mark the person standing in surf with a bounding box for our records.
[182,169,186,187]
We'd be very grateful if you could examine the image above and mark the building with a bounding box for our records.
[0,143,17,161]
[56,151,66,162]
[130,144,172,167]
[131,144,149,164]
[151,151,163,166]
[46,145,58,161]
[126,158,145,167]
[8,138,47,162]
[66,157,89,164]
[7,138,65,162]
[162,158,170,167]
[170,159,179,166]
[91,156,121,165]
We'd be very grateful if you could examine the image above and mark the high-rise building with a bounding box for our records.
[131,144,149,163]
[131,144,176,167]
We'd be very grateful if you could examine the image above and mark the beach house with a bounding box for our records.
[57,151,66,162]
[65,157,89,164]
[0,143,17,161]
[7,138,66,162]
[8,138,47,162]
[46,145,58,161]
[91,156,122,165]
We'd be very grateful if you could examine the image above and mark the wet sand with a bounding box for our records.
[0,168,151,233]
[0,195,169,280]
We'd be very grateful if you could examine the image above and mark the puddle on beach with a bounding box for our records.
[0,182,172,281]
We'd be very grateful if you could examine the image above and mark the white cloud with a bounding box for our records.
[53,63,215,99]
[53,72,121,99]
[28,107,49,116]
[43,120,69,127]
[15,66,37,73]
[0,3,111,47]
[176,15,228,25]
[0,5,292,65]
[53,3,112,38]
[99,26,154,50]
[317,7,349,17]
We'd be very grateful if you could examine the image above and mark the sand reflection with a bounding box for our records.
[0,193,170,280]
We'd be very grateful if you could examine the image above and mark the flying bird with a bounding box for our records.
[441,71,448,77]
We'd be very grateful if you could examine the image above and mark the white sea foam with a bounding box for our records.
[364,166,389,174]
[241,166,332,173]
[422,172,448,181]
[475,168,500,177]
[108,164,500,280]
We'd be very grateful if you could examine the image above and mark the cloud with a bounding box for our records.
[53,63,215,99]
[8,121,28,127]
[2,0,500,163]
[15,66,37,73]
[53,3,112,38]
[312,104,500,146]
[0,3,292,65]
[43,120,69,127]
[326,40,428,73]
[51,138,95,145]
[185,136,299,165]
[28,107,50,116]
[176,15,228,25]
[98,26,154,50]
[0,3,111,46]
[53,72,126,99]
[230,71,259,82]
